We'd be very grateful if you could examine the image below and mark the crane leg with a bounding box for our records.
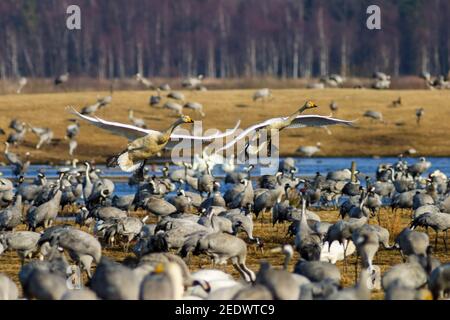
[435,231,439,250]
[444,230,448,252]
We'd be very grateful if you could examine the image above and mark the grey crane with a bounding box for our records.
[135,73,153,89]
[65,119,80,139]
[254,261,301,300]
[411,211,450,251]
[47,227,102,278]
[324,216,368,267]
[407,157,431,178]
[115,216,145,251]
[294,259,341,286]
[193,232,255,282]
[54,72,69,86]
[163,101,183,115]
[326,270,370,300]
[197,165,215,196]
[413,205,441,219]
[12,152,30,177]
[395,227,429,258]
[200,182,226,209]
[0,194,23,231]
[26,184,62,230]
[226,179,254,209]
[90,203,127,221]
[329,101,338,114]
[182,75,204,89]
[294,196,322,261]
[169,189,194,213]
[97,84,113,109]
[0,231,41,264]
[391,96,402,107]
[128,109,147,128]
[159,83,171,91]
[198,208,234,234]
[167,91,185,102]
[16,77,27,94]
[183,102,205,117]
[3,142,22,166]
[278,158,296,174]
[382,255,430,291]
[9,119,26,132]
[416,108,424,125]
[363,110,383,122]
[28,125,54,149]
[412,190,435,210]
[23,268,69,300]
[144,196,177,219]
[220,206,259,243]
[297,142,321,157]
[80,101,101,115]
[253,88,272,102]
[352,230,380,286]
[428,263,450,299]
[149,89,161,106]
[91,257,141,300]
[7,127,27,146]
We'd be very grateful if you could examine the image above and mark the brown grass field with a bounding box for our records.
[0,88,450,164]
[0,207,449,300]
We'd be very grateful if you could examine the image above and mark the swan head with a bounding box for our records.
[180,115,194,124]
[300,100,319,112]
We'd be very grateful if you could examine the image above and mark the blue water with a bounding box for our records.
[1,157,448,197]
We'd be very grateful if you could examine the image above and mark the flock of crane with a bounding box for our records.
[0,73,448,301]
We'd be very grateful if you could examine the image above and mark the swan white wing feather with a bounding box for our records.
[69,106,241,142]
[216,118,279,152]
[170,119,241,141]
[68,106,155,140]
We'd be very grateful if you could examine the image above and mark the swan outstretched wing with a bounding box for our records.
[216,115,354,153]
[69,106,241,142]
[287,115,355,129]
[170,119,241,141]
[216,118,278,152]
[68,106,155,140]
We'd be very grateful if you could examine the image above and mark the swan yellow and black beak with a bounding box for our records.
[181,115,194,123]
[306,101,319,109]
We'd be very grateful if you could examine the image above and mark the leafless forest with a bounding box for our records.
[1,0,449,80]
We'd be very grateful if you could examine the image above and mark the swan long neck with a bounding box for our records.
[286,107,304,124]
[163,118,186,139]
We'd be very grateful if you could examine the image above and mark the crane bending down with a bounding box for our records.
[67,107,241,174]
[215,101,355,157]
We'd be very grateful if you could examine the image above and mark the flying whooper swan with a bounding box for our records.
[216,101,354,156]
[67,107,241,173]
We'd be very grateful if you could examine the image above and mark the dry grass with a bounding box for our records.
[0,88,450,164]
[1,207,449,300]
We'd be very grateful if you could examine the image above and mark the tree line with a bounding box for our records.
[0,0,449,79]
